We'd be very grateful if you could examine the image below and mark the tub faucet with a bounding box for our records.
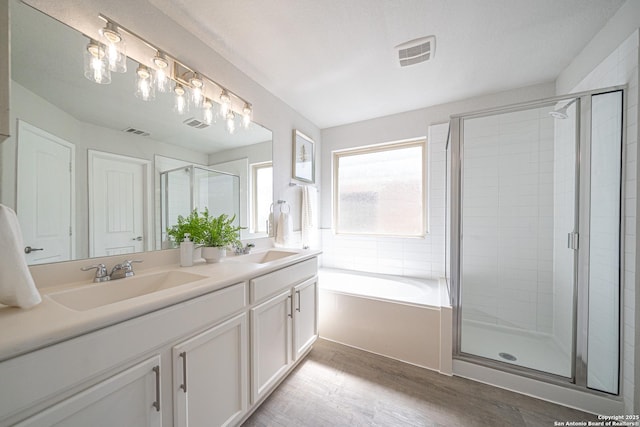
[109,260,143,280]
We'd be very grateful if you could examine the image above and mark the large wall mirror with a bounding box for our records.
[0,0,273,265]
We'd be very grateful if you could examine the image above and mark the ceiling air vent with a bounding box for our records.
[122,127,150,137]
[183,118,209,129]
[395,35,435,67]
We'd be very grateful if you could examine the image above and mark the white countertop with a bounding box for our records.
[0,248,321,362]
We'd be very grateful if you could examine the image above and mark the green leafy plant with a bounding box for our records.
[203,213,244,248]
[166,208,244,248]
[166,208,208,244]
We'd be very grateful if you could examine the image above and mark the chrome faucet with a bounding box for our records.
[81,263,110,283]
[233,242,255,255]
[109,260,143,280]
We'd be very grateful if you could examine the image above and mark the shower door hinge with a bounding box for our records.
[567,232,579,250]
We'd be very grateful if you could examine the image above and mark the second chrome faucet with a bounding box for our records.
[81,260,143,282]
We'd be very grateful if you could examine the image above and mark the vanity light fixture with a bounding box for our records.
[83,39,111,84]
[135,64,155,101]
[153,51,170,93]
[242,103,252,129]
[99,21,126,73]
[174,83,189,115]
[87,13,254,134]
[202,98,214,125]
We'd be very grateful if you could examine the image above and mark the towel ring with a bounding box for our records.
[278,201,290,214]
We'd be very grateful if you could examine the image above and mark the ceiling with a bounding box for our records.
[147,0,626,129]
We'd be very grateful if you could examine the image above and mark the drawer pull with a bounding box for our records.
[296,290,301,312]
[287,295,293,318]
[179,352,188,393]
[152,366,160,412]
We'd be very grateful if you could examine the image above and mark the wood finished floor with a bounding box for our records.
[242,339,599,427]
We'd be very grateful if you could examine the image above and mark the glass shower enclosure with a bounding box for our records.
[448,87,624,395]
[159,165,240,247]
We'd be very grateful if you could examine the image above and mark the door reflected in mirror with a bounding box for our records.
[1,0,273,265]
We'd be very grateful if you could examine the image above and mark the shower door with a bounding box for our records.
[452,88,624,393]
[458,100,578,378]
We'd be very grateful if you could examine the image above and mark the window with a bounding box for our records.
[250,162,273,234]
[333,140,426,236]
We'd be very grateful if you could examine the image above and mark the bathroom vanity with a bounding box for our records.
[0,249,319,426]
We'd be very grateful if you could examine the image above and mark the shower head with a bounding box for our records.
[549,98,577,120]
[549,108,568,120]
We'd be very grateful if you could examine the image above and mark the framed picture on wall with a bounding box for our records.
[292,129,315,183]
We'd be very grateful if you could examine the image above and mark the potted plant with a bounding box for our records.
[201,212,244,263]
[166,209,207,245]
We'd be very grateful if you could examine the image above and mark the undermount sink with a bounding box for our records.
[48,271,208,311]
[229,250,298,264]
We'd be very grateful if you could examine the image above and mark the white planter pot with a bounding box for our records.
[202,246,226,263]
[192,246,203,262]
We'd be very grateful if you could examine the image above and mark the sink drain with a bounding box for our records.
[499,352,517,361]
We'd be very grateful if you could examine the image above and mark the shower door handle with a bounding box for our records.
[567,232,579,250]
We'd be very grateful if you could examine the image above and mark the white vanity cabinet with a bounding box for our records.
[173,313,248,427]
[249,259,318,404]
[15,356,162,427]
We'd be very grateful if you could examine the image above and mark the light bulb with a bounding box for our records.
[83,40,111,84]
[219,89,231,118]
[135,64,155,101]
[192,86,203,107]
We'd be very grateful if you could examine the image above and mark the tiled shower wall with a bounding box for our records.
[461,108,555,333]
[320,123,448,280]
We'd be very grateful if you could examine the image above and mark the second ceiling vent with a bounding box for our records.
[395,35,435,67]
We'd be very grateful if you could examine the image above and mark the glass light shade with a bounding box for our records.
[202,99,214,125]
[83,41,111,84]
[219,89,231,118]
[135,64,155,101]
[173,84,189,115]
[153,52,170,93]
[226,111,236,134]
[242,103,252,128]
[100,23,126,73]
[191,85,203,107]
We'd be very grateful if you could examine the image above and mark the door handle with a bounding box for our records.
[132,236,143,241]
[152,366,160,412]
[179,352,187,393]
[287,295,293,318]
[24,246,44,254]
[296,290,301,312]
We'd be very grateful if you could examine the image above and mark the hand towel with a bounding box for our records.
[267,205,275,238]
[274,212,291,246]
[0,205,42,308]
[301,185,316,248]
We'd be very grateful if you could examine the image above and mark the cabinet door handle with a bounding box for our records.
[152,366,160,412]
[296,290,301,312]
[179,351,187,393]
[287,295,293,318]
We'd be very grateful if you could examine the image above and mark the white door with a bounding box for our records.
[17,121,74,265]
[250,289,293,403]
[173,313,248,427]
[293,277,318,360]
[16,356,162,427]
[89,151,148,257]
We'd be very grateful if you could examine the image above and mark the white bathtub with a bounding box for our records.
[318,268,452,373]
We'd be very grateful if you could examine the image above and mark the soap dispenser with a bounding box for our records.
[180,233,194,267]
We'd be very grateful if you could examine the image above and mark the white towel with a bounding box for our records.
[0,205,41,308]
[274,212,291,246]
[301,186,316,248]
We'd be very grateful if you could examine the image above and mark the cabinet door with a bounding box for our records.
[16,356,161,427]
[173,313,248,427]
[250,289,293,403]
[293,277,318,360]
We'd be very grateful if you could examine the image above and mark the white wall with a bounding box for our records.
[320,83,555,280]
[557,0,640,408]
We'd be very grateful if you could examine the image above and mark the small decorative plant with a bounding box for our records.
[167,208,244,249]
[202,213,244,248]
